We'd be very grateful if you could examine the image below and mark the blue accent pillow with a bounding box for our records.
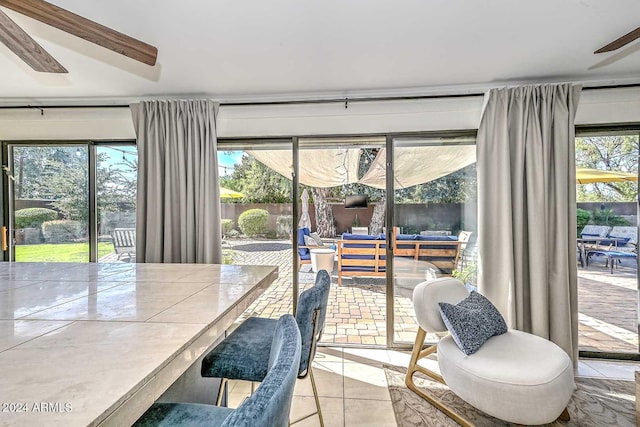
[438,291,507,355]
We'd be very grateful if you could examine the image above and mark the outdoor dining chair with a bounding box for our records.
[133,314,301,427]
[201,270,331,427]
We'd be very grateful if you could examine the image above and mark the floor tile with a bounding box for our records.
[344,398,397,427]
[341,347,390,366]
[291,396,344,427]
[294,361,344,398]
[576,361,604,378]
[343,363,391,401]
[584,360,640,380]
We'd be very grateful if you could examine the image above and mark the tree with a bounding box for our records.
[310,187,334,237]
[221,153,292,203]
[12,146,137,228]
[576,135,638,202]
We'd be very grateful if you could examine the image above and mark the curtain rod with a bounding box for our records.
[0,82,639,110]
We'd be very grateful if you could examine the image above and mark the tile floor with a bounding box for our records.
[226,346,640,427]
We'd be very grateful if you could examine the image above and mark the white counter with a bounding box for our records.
[0,262,277,427]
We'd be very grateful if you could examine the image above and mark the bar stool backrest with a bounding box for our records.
[295,270,331,377]
[221,314,301,427]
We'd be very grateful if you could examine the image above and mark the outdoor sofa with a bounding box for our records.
[336,228,467,285]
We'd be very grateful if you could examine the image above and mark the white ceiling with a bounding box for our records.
[1,0,640,104]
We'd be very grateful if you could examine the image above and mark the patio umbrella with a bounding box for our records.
[298,189,312,229]
[576,167,638,184]
[220,187,244,199]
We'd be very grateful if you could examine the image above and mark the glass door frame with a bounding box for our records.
[1,140,135,263]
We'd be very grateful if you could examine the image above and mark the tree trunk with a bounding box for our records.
[369,198,386,235]
[310,187,335,238]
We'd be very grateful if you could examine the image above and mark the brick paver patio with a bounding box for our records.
[227,238,638,353]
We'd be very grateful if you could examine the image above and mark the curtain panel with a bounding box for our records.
[477,84,582,363]
[131,100,221,264]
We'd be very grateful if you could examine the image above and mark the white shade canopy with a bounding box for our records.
[248,144,476,189]
[359,145,477,189]
[247,148,361,187]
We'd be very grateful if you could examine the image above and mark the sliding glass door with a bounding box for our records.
[297,137,388,345]
[391,135,477,345]
[8,145,89,262]
[216,140,294,321]
[575,130,639,356]
[216,134,478,348]
[3,142,136,263]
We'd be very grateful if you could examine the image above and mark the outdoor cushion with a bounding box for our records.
[609,226,638,245]
[599,236,631,247]
[298,228,311,257]
[303,235,325,247]
[580,225,611,238]
[341,266,386,272]
[342,233,384,240]
[308,232,324,246]
[299,252,311,261]
[396,234,457,242]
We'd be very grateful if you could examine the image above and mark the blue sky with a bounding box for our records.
[218,151,243,176]
[99,147,243,178]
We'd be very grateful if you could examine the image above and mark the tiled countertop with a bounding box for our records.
[0,262,277,427]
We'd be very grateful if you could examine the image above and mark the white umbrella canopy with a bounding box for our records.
[298,189,312,229]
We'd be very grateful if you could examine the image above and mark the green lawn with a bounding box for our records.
[15,242,115,262]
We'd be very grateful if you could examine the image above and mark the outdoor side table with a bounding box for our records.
[311,247,336,273]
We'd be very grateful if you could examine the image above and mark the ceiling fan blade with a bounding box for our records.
[0,0,157,66]
[594,26,640,54]
[0,8,67,73]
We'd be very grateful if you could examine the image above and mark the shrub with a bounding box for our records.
[42,220,83,243]
[576,208,591,235]
[238,209,269,237]
[591,208,631,227]
[276,215,293,237]
[222,249,235,264]
[15,208,57,229]
[221,219,234,236]
[265,230,277,239]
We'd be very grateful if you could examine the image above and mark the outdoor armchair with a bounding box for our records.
[297,227,325,270]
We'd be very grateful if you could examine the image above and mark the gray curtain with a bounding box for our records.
[131,100,221,263]
[477,84,582,363]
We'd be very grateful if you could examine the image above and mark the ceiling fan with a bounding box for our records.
[594,26,640,54]
[0,0,157,73]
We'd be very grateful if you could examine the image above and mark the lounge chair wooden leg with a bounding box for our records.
[405,328,473,427]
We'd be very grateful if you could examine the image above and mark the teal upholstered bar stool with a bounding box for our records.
[202,270,331,427]
[133,314,301,427]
